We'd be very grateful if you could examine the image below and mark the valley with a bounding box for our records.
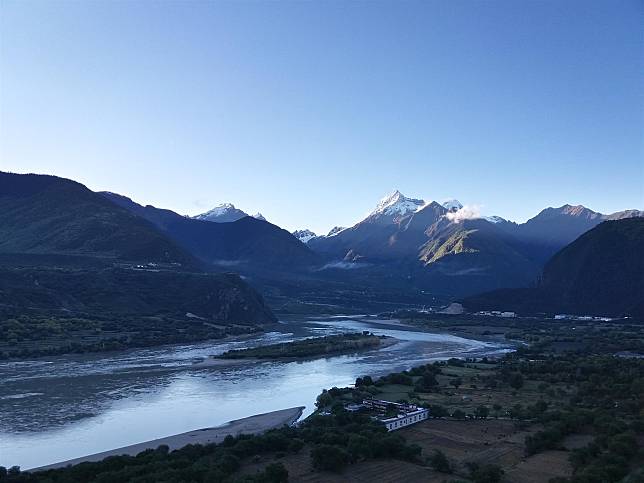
[0,171,642,483]
[0,316,511,470]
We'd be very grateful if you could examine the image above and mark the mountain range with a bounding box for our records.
[101,192,318,270]
[0,172,275,329]
[298,191,642,296]
[462,217,644,317]
[2,172,642,312]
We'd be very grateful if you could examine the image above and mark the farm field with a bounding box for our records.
[234,419,574,483]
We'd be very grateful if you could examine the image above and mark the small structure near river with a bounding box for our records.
[361,399,430,431]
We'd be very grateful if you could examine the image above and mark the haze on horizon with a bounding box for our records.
[1,0,642,234]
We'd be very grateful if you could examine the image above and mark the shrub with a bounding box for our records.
[310,444,350,472]
[429,449,452,473]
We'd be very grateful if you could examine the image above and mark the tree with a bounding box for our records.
[260,462,289,483]
[347,434,372,460]
[429,449,452,473]
[429,404,449,418]
[466,462,504,483]
[475,405,489,419]
[452,409,466,419]
[311,444,350,472]
[450,378,462,389]
[509,373,524,390]
[422,373,438,388]
[316,390,332,409]
[492,403,502,418]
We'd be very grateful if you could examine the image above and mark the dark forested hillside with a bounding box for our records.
[101,192,320,270]
[0,173,193,265]
[0,173,278,357]
[462,218,644,317]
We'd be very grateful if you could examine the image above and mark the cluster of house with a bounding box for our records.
[345,399,430,432]
[554,314,614,321]
[476,310,517,318]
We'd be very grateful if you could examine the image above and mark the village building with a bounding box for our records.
[362,399,430,431]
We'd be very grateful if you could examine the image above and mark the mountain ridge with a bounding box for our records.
[461,218,644,317]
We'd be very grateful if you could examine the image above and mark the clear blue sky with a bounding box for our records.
[1,0,642,234]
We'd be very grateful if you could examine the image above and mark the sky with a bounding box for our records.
[1,0,642,234]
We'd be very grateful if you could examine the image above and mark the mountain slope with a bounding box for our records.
[308,192,441,261]
[512,204,644,262]
[0,172,278,355]
[0,173,193,265]
[0,266,275,323]
[462,218,644,317]
[308,192,538,295]
[102,192,319,270]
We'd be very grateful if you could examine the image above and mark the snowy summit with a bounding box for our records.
[367,190,425,220]
[442,199,463,212]
[292,229,318,243]
[193,203,249,223]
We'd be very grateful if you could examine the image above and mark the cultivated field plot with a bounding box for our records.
[400,419,573,482]
[236,419,574,483]
[237,448,440,483]
[504,450,573,483]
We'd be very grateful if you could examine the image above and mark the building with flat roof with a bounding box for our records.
[381,407,430,431]
[362,399,430,431]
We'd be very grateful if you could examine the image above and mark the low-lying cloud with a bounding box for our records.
[445,204,482,223]
[318,261,365,270]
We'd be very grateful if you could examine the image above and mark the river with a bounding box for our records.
[0,316,512,469]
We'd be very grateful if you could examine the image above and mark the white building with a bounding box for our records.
[381,408,430,431]
[362,400,431,431]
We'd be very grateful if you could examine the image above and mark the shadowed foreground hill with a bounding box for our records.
[462,218,644,317]
[0,267,275,323]
[0,172,277,357]
[0,172,193,265]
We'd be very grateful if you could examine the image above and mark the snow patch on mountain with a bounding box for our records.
[327,226,346,237]
[253,213,266,221]
[442,199,463,212]
[293,229,317,243]
[484,215,506,224]
[193,203,249,223]
[369,190,425,219]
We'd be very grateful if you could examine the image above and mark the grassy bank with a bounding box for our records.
[218,332,390,360]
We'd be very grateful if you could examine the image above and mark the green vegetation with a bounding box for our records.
[0,314,260,359]
[0,267,275,359]
[313,351,644,482]
[0,173,192,264]
[3,307,644,481]
[219,333,387,359]
[0,172,279,360]
[2,407,420,482]
[392,310,644,355]
[2,351,643,481]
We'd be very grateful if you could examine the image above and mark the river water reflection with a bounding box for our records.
[0,316,512,469]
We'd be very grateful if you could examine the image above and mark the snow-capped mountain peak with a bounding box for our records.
[253,213,266,221]
[327,226,346,237]
[484,215,506,224]
[369,190,425,219]
[442,199,463,212]
[292,229,317,243]
[193,203,249,223]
